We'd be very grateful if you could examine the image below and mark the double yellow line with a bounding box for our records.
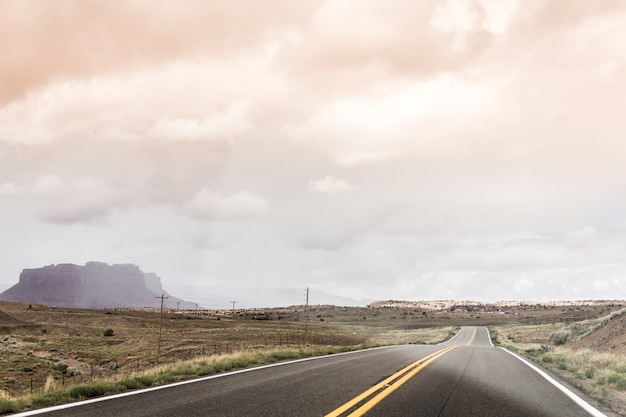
[324,346,457,417]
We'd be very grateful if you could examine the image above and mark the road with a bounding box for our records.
[13,327,608,417]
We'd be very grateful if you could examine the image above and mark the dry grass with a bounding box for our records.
[493,323,562,350]
[0,345,373,414]
[367,326,457,345]
[493,309,626,417]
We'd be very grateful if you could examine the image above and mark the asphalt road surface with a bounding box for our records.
[13,327,609,417]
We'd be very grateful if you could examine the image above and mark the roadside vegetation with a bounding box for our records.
[0,346,370,415]
[493,307,626,416]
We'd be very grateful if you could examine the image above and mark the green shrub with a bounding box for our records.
[607,373,626,390]
[0,398,16,414]
[120,375,154,390]
[54,361,69,373]
[67,367,81,377]
[68,382,109,399]
[550,328,570,345]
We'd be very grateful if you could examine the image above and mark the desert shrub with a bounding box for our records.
[0,397,16,415]
[68,382,109,399]
[550,328,570,345]
[123,375,154,389]
[607,373,626,390]
[54,361,68,373]
[103,328,114,337]
[66,367,81,377]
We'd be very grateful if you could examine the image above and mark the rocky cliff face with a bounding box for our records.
[0,262,195,309]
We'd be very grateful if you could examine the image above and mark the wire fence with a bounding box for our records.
[15,331,366,396]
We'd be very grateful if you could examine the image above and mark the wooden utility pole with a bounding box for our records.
[230,300,237,319]
[156,294,168,366]
[304,287,310,341]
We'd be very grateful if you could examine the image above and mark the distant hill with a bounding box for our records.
[0,262,196,309]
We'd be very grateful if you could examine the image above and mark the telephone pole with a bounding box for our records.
[230,300,237,319]
[156,294,168,366]
[304,287,309,340]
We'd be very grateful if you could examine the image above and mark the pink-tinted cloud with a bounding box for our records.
[0,0,317,103]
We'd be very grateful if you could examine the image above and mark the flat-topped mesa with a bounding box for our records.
[19,262,145,286]
[1,262,193,309]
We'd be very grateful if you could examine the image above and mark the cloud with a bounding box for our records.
[0,182,22,196]
[182,188,269,221]
[2,1,626,305]
[566,227,597,249]
[145,102,253,142]
[277,0,494,91]
[285,75,497,166]
[309,175,355,194]
[18,175,125,224]
[0,60,266,146]
[0,0,318,104]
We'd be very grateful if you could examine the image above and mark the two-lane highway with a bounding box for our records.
[331,327,606,416]
[13,327,609,417]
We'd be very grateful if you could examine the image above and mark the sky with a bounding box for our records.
[1,0,626,308]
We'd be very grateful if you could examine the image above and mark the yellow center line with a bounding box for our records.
[465,327,477,346]
[324,346,457,417]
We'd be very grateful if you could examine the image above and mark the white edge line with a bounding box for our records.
[498,347,607,417]
[9,345,396,416]
[438,326,463,345]
[485,327,494,347]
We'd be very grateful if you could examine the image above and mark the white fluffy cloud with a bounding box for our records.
[182,188,269,221]
[309,175,355,194]
[6,175,125,224]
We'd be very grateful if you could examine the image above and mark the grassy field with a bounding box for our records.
[1,300,625,415]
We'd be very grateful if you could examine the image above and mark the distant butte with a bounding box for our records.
[0,262,195,309]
